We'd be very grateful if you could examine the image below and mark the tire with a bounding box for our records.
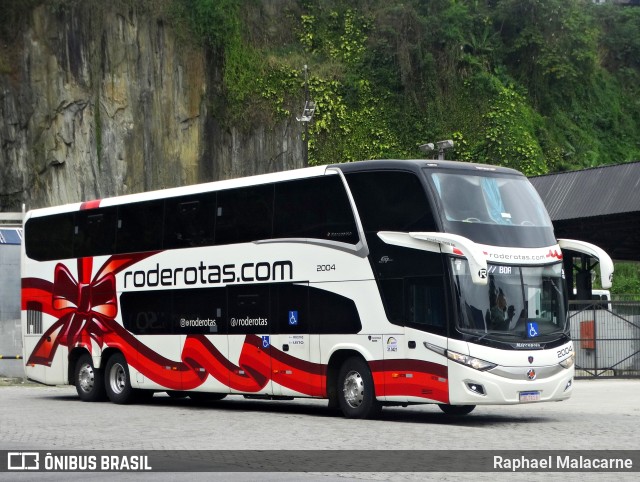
[337,356,381,419]
[74,354,107,402]
[438,404,476,416]
[188,392,227,401]
[104,353,136,404]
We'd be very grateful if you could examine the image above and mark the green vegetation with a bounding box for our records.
[3,0,639,171]
[612,262,640,298]
[169,0,640,293]
[167,0,640,175]
[3,0,640,290]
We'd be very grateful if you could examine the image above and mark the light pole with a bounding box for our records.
[296,64,315,167]
[419,139,454,160]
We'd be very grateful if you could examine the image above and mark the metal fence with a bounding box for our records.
[569,300,640,378]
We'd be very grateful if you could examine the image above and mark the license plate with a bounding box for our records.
[519,391,541,402]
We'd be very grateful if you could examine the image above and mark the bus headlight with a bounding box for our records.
[559,353,575,369]
[447,350,497,371]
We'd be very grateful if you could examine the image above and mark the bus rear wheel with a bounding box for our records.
[337,356,381,419]
[438,404,476,416]
[75,354,106,402]
[105,353,136,404]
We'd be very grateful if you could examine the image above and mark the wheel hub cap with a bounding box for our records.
[343,370,364,408]
[110,363,127,394]
[78,364,94,392]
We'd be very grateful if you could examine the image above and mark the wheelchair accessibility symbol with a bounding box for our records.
[288,311,299,326]
[262,335,270,348]
[527,322,539,338]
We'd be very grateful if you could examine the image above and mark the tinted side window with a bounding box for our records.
[309,286,361,334]
[25,213,75,261]
[378,276,446,335]
[164,193,216,249]
[227,284,271,334]
[345,171,436,232]
[274,176,359,244]
[116,201,164,254]
[379,278,404,326]
[121,290,174,334]
[216,185,274,245]
[74,207,117,258]
[405,277,446,335]
[271,283,309,335]
[173,288,226,334]
[121,287,226,335]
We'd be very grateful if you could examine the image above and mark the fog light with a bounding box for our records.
[466,382,486,396]
[564,379,573,392]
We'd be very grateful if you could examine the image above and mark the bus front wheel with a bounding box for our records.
[438,404,476,416]
[337,356,381,419]
[105,353,136,404]
[75,354,107,402]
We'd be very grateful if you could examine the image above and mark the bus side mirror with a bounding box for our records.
[557,239,614,289]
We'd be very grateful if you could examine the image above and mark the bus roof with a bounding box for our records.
[25,159,523,218]
[333,159,523,176]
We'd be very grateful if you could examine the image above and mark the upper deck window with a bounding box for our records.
[345,171,436,233]
[428,170,556,248]
[274,175,359,244]
[431,172,552,227]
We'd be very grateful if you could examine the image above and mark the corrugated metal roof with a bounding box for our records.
[529,161,640,221]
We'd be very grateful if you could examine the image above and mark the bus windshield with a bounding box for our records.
[451,260,567,340]
[427,171,556,248]
[430,172,552,227]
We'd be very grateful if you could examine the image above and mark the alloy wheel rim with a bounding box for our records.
[342,370,364,408]
[110,363,127,394]
[78,364,94,393]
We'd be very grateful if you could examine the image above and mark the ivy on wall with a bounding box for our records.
[166,0,640,174]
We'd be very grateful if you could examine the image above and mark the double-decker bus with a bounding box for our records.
[21,160,613,418]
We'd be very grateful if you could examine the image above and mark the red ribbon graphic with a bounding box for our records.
[23,254,327,395]
[51,262,116,351]
[24,255,155,366]
[23,255,444,401]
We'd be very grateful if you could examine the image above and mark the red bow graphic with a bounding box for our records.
[51,262,117,350]
[25,255,154,366]
[24,254,328,395]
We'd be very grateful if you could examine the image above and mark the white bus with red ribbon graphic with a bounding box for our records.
[21,160,613,418]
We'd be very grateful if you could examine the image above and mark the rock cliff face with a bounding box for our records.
[0,3,303,211]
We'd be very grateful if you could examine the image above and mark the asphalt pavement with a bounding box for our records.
[0,378,638,481]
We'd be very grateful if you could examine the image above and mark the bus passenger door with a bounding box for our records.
[270,283,321,398]
[383,276,448,402]
[227,284,273,396]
